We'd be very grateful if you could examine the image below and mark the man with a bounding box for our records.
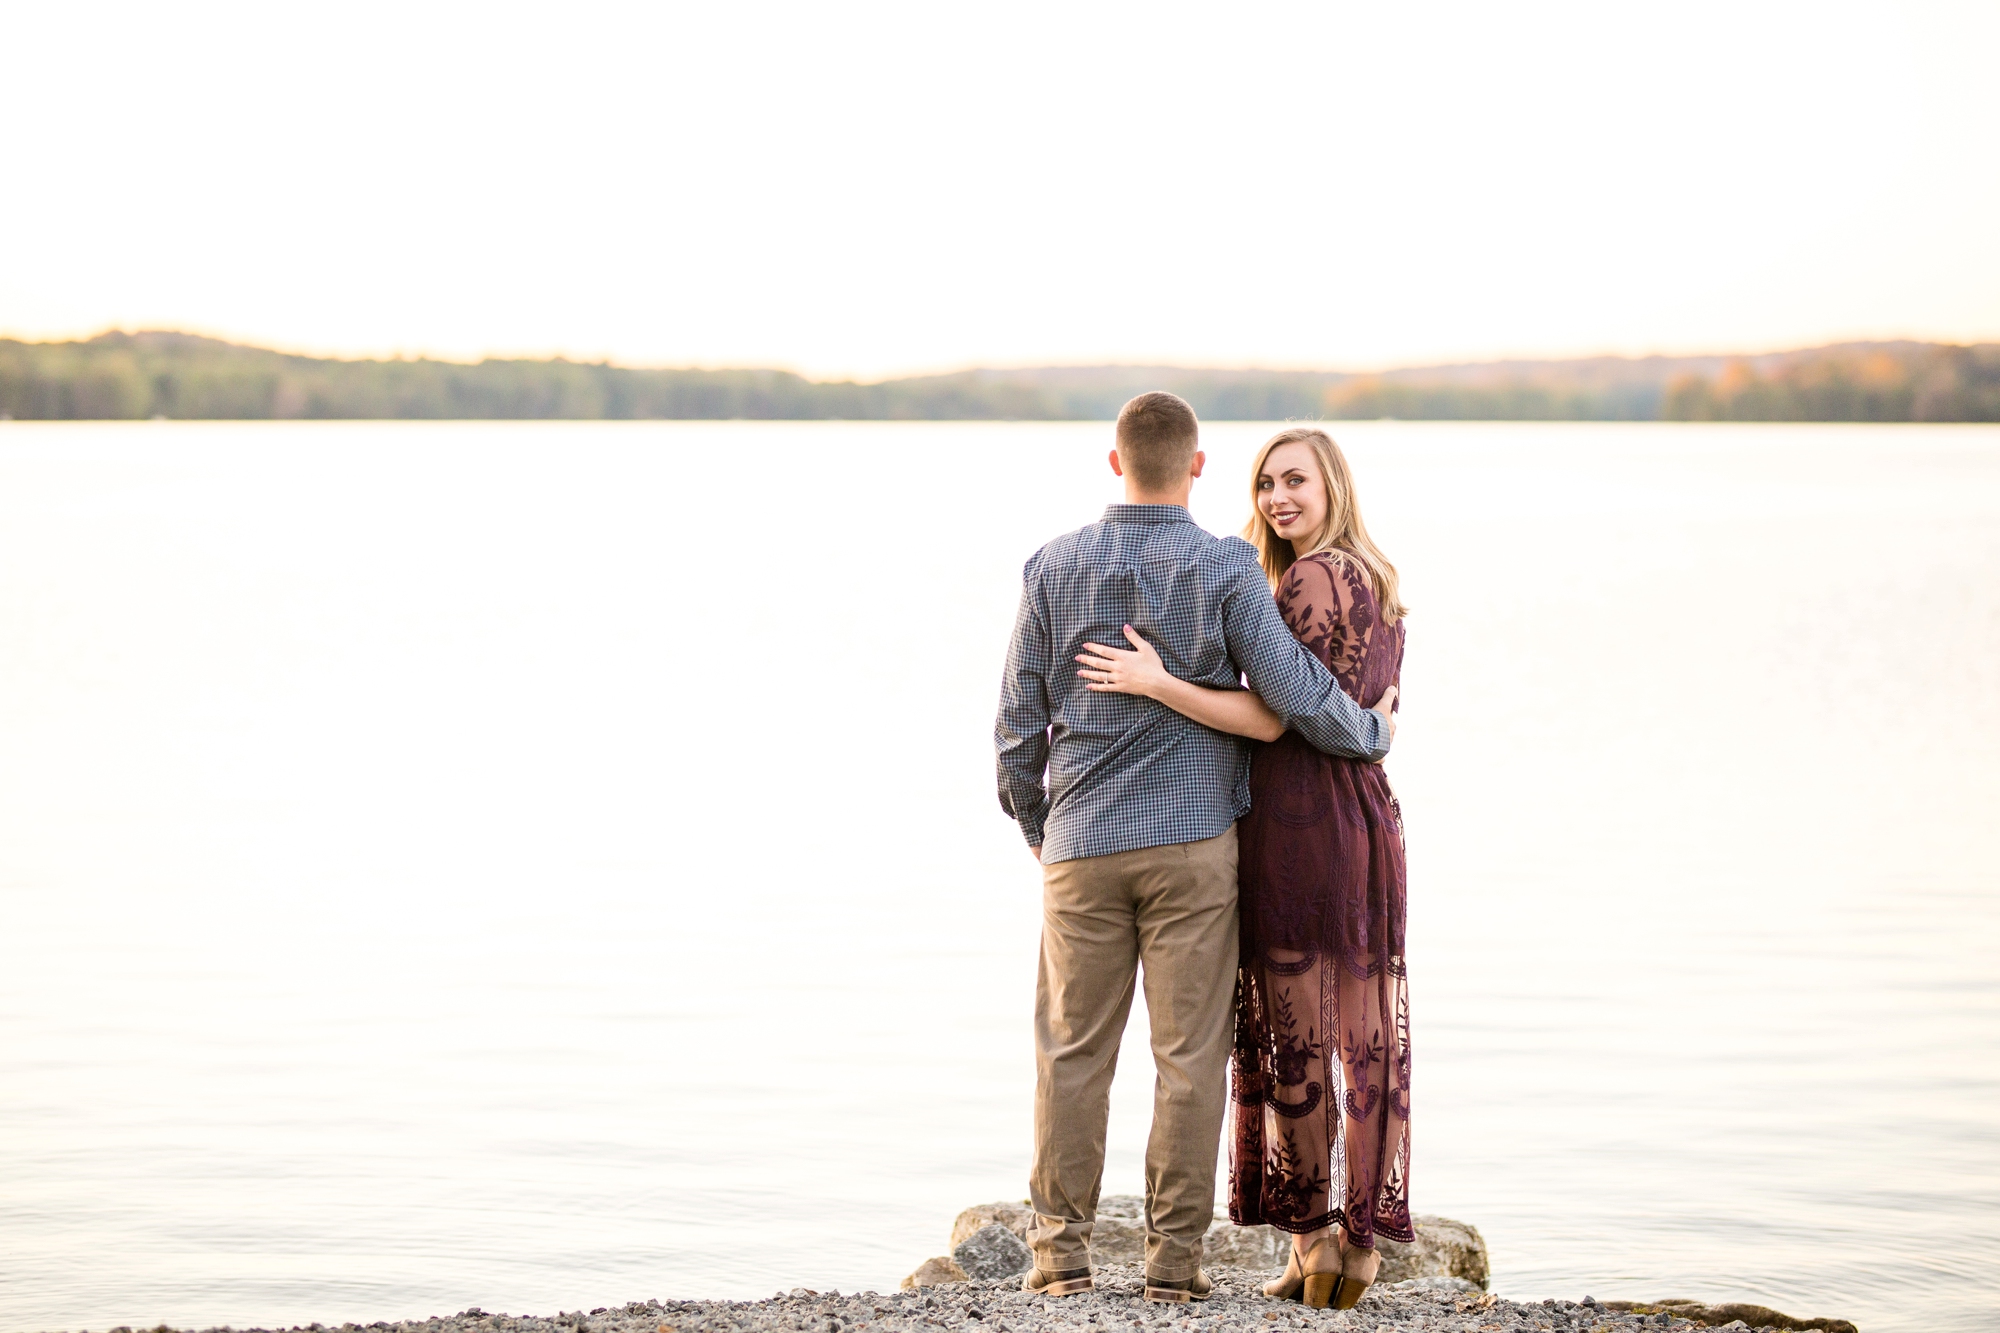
[994,392,1394,1303]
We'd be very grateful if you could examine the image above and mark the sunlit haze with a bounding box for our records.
[6,0,1997,378]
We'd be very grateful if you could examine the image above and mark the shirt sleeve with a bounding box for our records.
[994,557,1054,847]
[1220,546,1390,761]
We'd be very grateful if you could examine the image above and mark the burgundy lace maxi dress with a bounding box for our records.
[1228,550,1413,1250]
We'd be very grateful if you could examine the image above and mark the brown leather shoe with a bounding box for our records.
[1144,1270,1213,1303]
[1021,1265,1094,1297]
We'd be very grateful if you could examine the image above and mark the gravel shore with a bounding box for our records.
[87,1265,1809,1333]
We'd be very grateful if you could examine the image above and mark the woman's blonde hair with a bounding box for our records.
[1242,426,1407,624]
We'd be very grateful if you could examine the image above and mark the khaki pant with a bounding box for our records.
[1028,829,1239,1280]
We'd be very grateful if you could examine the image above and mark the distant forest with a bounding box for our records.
[4,331,1997,422]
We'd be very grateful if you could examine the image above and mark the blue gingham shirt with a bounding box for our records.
[995,504,1392,864]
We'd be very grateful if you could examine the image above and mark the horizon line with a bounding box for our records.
[8,327,1999,385]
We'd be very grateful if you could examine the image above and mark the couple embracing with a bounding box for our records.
[994,392,1412,1310]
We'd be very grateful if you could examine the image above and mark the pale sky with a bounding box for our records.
[6,0,1997,379]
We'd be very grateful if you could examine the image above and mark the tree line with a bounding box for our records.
[3,331,1995,421]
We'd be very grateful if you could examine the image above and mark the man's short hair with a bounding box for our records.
[1115,392,1200,491]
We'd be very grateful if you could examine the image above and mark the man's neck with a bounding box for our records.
[1122,486,1192,509]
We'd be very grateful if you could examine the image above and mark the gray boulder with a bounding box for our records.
[1184,1200,1488,1280]
[952,1195,1148,1263]
[948,1201,1034,1249]
[1196,1207,1488,1289]
[952,1223,1033,1280]
[1379,1215,1491,1288]
[1083,1195,1145,1262]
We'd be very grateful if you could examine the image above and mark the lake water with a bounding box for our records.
[1,421,1995,1333]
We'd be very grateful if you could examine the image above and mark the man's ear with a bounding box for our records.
[1190,450,1206,480]
[1108,448,1125,478]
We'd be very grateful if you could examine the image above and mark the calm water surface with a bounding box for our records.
[1,422,1995,1333]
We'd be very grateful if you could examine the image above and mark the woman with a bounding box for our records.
[1075,427,1411,1310]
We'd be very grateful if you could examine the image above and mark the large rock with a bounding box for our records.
[1378,1215,1490,1288]
[1602,1299,1857,1333]
[1080,1194,1146,1262]
[951,1196,1147,1262]
[1200,1215,1288,1270]
[938,1197,1489,1290]
[1196,1207,1488,1288]
[948,1201,1035,1249]
[1134,1195,1488,1288]
[945,1197,1486,1287]
[952,1223,1033,1280]
[898,1255,966,1289]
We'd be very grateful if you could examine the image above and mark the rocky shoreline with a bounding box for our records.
[69,1268,1857,1333]
[892,1200,1854,1333]
[54,1202,1857,1333]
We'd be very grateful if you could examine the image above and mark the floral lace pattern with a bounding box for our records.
[1228,552,1413,1248]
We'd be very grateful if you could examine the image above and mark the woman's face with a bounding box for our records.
[1256,441,1329,545]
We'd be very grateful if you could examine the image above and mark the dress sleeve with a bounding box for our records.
[1274,554,1377,687]
[1221,545,1389,761]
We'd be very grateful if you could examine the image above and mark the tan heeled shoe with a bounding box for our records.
[1261,1245,1304,1300]
[1295,1236,1344,1309]
[1326,1234,1380,1310]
